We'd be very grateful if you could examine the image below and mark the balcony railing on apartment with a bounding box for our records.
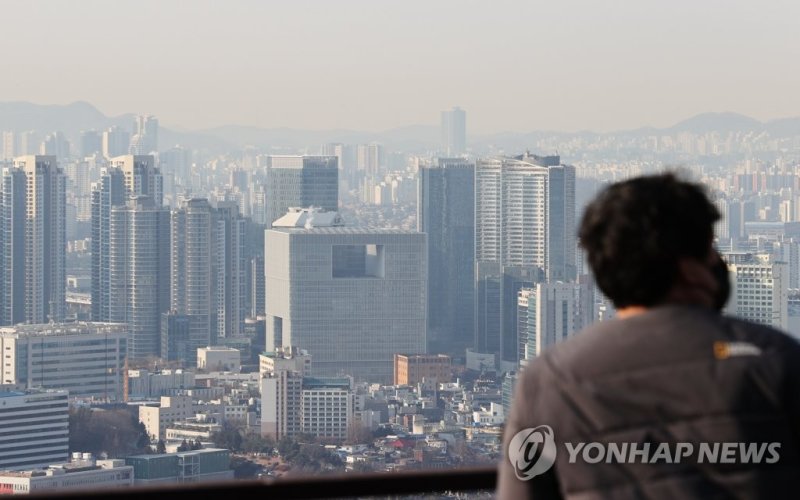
[28,466,497,499]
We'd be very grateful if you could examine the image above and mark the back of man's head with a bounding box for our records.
[579,173,720,309]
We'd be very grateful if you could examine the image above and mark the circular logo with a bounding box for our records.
[508,425,557,481]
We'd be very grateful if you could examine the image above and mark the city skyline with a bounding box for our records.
[2,1,799,133]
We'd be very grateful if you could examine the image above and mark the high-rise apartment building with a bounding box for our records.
[0,156,66,325]
[170,199,245,353]
[264,208,426,382]
[109,155,163,206]
[79,129,103,157]
[0,323,127,401]
[91,156,161,323]
[90,168,126,321]
[129,115,159,155]
[2,131,15,160]
[264,156,338,226]
[418,158,475,356]
[356,144,383,177]
[474,153,576,362]
[725,252,789,330]
[440,107,466,156]
[109,196,170,360]
[0,389,69,471]
[102,126,130,159]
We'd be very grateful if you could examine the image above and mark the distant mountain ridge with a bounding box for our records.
[1,101,800,153]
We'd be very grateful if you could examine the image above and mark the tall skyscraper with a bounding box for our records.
[441,107,466,156]
[250,256,265,318]
[474,153,576,362]
[214,201,246,339]
[2,131,15,160]
[79,130,102,157]
[91,156,161,322]
[264,156,338,226]
[129,115,159,155]
[102,126,130,159]
[0,156,66,325]
[418,158,475,357]
[265,208,426,383]
[90,167,126,321]
[356,143,384,177]
[170,199,245,352]
[39,131,70,159]
[109,196,170,360]
[110,155,163,206]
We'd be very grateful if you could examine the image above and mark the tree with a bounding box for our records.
[177,439,190,452]
[192,439,203,450]
[69,407,150,458]
[156,440,167,454]
[211,422,243,451]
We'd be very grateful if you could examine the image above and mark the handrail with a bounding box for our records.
[27,466,498,499]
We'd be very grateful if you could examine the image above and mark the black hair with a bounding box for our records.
[578,173,720,308]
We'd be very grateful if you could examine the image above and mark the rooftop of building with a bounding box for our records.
[302,377,352,390]
[0,322,127,337]
[270,226,419,235]
[125,448,228,460]
[272,207,345,228]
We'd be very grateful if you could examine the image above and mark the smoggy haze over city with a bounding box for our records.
[4,0,800,133]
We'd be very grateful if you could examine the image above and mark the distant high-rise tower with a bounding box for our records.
[418,158,475,357]
[109,196,170,360]
[474,153,576,362]
[0,156,66,325]
[2,131,15,160]
[79,130,102,157]
[441,107,466,156]
[129,115,159,155]
[250,256,265,318]
[264,156,338,227]
[102,126,130,158]
[39,131,70,159]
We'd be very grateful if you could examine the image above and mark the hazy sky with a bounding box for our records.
[4,0,800,133]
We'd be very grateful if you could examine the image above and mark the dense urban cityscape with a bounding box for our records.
[0,100,798,495]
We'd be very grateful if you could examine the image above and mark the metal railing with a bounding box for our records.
[29,466,497,499]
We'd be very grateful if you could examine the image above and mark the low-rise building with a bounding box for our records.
[138,396,194,440]
[127,369,195,400]
[0,454,133,495]
[197,346,241,373]
[124,448,232,485]
[393,354,452,386]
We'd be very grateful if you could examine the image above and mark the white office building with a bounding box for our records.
[0,455,133,494]
[265,208,426,382]
[0,389,69,471]
[519,281,593,363]
[0,323,127,401]
[138,395,195,440]
[725,252,789,330]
